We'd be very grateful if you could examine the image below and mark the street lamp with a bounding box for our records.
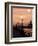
[20,16,23,27]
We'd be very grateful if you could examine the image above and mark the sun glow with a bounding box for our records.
[12,8,32,25]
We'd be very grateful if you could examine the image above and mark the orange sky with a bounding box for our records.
[12,8,32,26]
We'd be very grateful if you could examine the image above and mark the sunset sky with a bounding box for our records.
[12,8,32,26]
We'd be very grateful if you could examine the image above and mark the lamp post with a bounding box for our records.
[18,16,24,30]
[20,16,25,36]
[20,16,23,27]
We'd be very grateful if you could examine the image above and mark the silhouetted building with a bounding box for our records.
[13,21,32,37]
